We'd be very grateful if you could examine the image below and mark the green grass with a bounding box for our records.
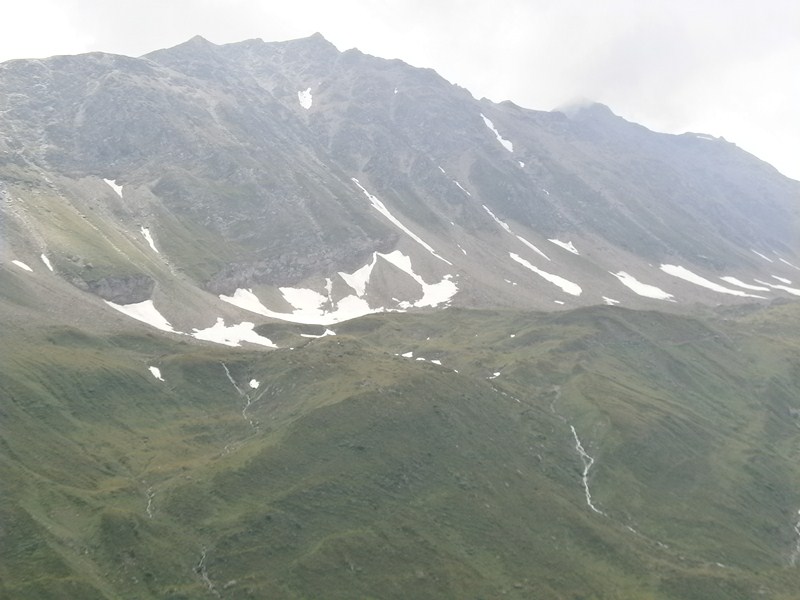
[2,304,800,598]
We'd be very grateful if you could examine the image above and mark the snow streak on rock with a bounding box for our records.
[720,276,770,291]
[755,279,800,296]
[510,252,582,296]
[140,226,158,253]
[40,253,54,271]
[352,178,452,265]
[483,205,550,260]
[103,178,123,197]
[570,425,605,515]
[480,113,513,152]
[751,249,773,263]
[11,260,32,272]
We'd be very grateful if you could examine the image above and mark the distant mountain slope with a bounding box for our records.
[2,34,799,337]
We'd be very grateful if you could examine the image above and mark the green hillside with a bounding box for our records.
[2,301,800,598]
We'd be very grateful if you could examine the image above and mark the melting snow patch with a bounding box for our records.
[191,318,276,347]
[379,250,458,307]
[430,359,442,365]
[401,351,413,358]
[339,255,377,296]
[40,253,53,271]
[105,299,176,332]
[249,379,260,389]
[611,271,674,300]
[103,179,123,197]
[148,366,164,381]
[11,260,32,272]
[457,244,467,255]
[298,87,313,109]
[518,161,525,168]
[720,277,770,291]
[772,275,792,284]
[602,296,620,305]
[510,253,582,296]
[554,300,565,305]
[660,264,765,298]
[480,113,513,152]
[140,227,159,253]
[352,178,452,265]
[548,239,579,255]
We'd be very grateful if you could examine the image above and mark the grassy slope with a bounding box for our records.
[2,302,800,598]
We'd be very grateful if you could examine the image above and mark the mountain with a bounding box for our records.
[1,34,800,599]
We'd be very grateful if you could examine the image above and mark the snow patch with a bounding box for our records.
[249,379,260,389]
[103,178,123,197]
[548,238,579,255]
[720,276,770,291]
[660,264,765,298]
[772,275,792,284]
[611,271,674,300]
[140,226,158,253]
[518,161,525,168]
[298,87,313,109]
[105,299,175,332]
[480,113,513,152]
[148,366,164,381]
[401,351,413,358]
[40,253,53,271]
[352,178,452,265]
[602,296,620,305]
[11,260,32,272]
[191,318,276,347]
[379,250,458,307]
[510,253,582,296]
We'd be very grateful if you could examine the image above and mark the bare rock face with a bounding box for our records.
[76,274,155,304]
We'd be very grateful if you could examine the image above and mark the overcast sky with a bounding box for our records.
[1,0,798,180]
